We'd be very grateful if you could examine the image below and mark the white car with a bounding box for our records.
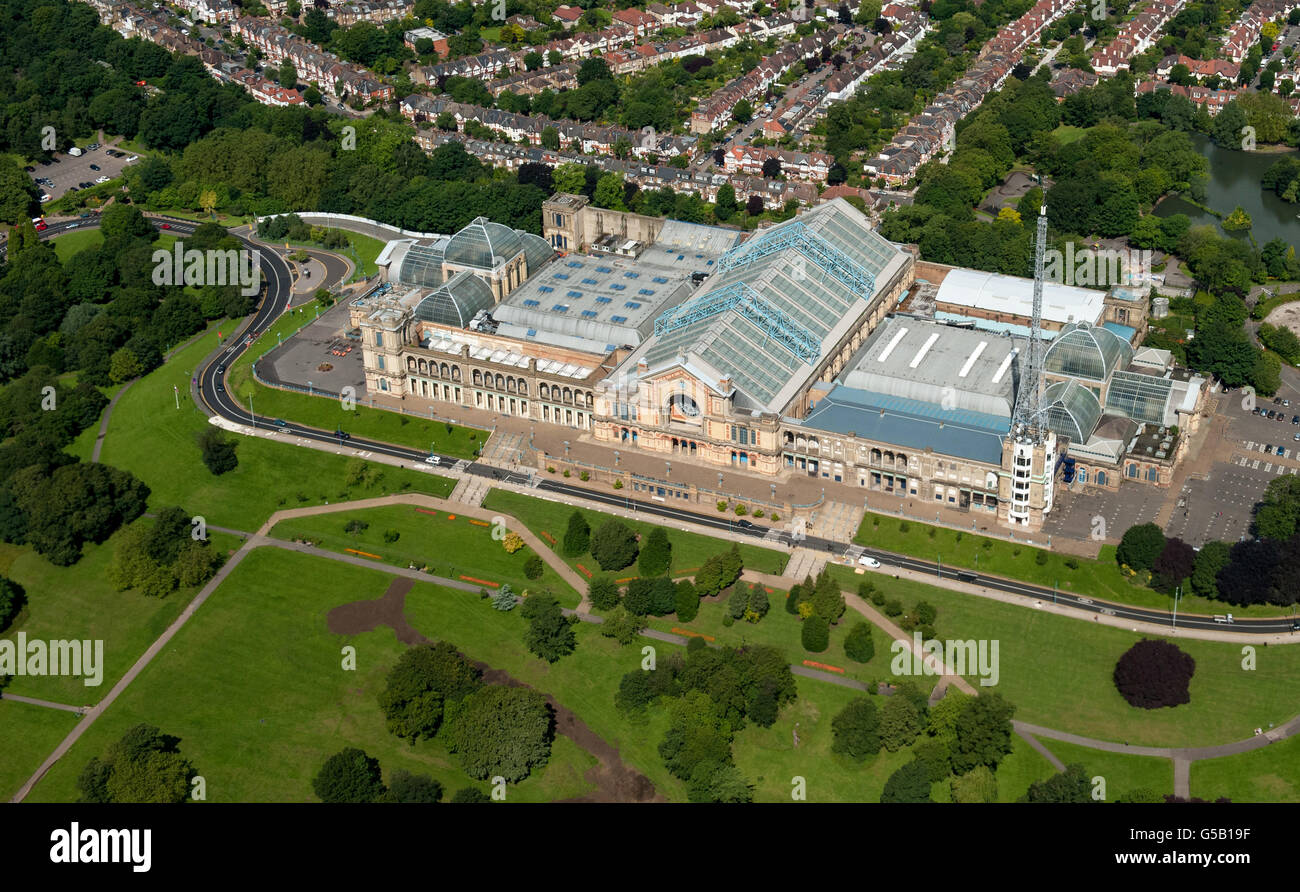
[95,175,109,183]
[858,555,881,568]
[125,155,139,163]
[424,455,441,465]
[39,193,50,202]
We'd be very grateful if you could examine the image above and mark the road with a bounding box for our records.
[27,215,1300,637]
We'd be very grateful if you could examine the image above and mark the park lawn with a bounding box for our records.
[1040,739,1175,801]
[638,592,910,690]
[732,679,916,803]
[26,548,598,803]
[1190,734,1300,803]
[825,564,1300,748]
[269,503,581,608]
[51,227,104,261]
[993,734,1058,802]
[94,321,454,531]
[0,700,80,800]
[481,488,790,578]
[1052,124,1089,145]
[0,523,242,705]
[852,513,1288,617]
[225,301,486,458]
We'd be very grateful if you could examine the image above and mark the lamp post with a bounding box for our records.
[1172,584,1181,629]
[1053,580,1058,606]
[614,450,620,467]
[718,472,724,489]
[249,391,255,428]
[937,553,941,579]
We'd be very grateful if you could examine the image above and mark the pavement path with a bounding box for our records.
[0,694,86,715]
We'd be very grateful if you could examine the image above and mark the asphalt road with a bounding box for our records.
[27,215,1300,637]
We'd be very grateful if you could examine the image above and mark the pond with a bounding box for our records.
[1152,134,1300,250]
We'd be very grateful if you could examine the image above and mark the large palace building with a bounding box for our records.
[340,194,1206,530]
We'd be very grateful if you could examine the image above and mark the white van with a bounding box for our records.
[858,554,881,568]
[68,147,82,156]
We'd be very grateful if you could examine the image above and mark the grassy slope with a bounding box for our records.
[270,503,581,608]
[95,321,454,531]
[0,700,80,800]
[26,549,597,803]
[825,564,1300,748]
[481,488,790,577]
[226,300,486,457]
[1190,735,1300,803]
[0,525,242,704]
[853,513,1288,618]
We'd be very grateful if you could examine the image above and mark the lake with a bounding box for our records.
[1152,134,1300,251]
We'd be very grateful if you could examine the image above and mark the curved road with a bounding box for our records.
[34,214,1300,637]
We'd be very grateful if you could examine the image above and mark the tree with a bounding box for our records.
[196,427,238,475]
[746,194,765,216]
[552,162,587,194]
[523,554,544,580]
[378,642,482,742]
[561,510,589,557]
[445,685,554,782]
[1113,639,1196,709]
[831,698,881,761]
[801,614,829,652]
[733,98,753,124]
[638,527,671,577]
[880,760,932,803]
[590,519,639,571]
[577,57,613,85]
[592,172,627,211]
[277,59,298,89]
[524,51,543,71]
[1190,540,1231,601]
[1116,523,1165,572]
[715,183,737,221]
[844,621,875,663]
[0,576,25,632]
[811,570,845,623]
[522,592,577,662]
[492,585,518,610]
[658,690,734,780]
[601,603,643,644]
[687,760,753,803]
[450,786,490,802]
[1152,537,1196,592]
[381,770,443,803]
[674,579,699,621]
[879,691,923,751]
[587,576,619,612]
[313,748,386,803]
[746,583,769,621]
[761,157,782,179]
[951,765,998,803]
[77,724,195,804]
[1023,763,1091,803]
[952,692,1016,773]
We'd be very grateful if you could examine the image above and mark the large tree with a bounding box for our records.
[378,642,482,742]
[1113,639,1196,709]
[445,685,555,782]
[589,519,639,571]
[831,698,881,761]
[312,748,386,803]
[1116,523,1165,572]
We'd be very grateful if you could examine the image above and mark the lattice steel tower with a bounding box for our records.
[1011,200,1049,443]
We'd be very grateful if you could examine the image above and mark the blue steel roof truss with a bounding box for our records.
[715,221,876,300]
[653,281,820,364]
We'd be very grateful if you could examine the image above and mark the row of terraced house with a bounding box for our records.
[1090,0,1187,76]
[820,5,929,104]
[1224,0,1300,61]
[689,23,848,133]
[864,0,1077,185]
[230,16,393,101]
[411,128,819,208]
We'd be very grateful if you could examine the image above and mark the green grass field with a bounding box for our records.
[1040,739,1175,801]
[0,700,80,800]
[481,489,790,578]
[0,521,242,704]
[50,227,104,260]
[993,734,1059,802]
[852,512,1289,618]
[824,564,1300,748]
[225,302,487,457]
[1190,735,1300,802]
[25,548,598,803]
[269,503,581,608]
[95,321,455,531]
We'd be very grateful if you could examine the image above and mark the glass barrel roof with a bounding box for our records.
[397,242,447,289]
[520,231,555,273]
[1105,370,1174,425]
[1041,379,1102,443]
[1043,321,1134,382]
[444,216,525,270]
[413,272,496,329]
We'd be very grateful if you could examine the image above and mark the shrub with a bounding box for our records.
[928,527,936,539]
[563,469,570,477]
[1064,557,1079,570]
[674,580,699,621]
[831,698,880,761]
[523,554,544,580]
[801,614,829,652]
[770,513,780,522]
[491,587,517,611]
[899,521,910,533]
[638,527,672,577]
[727,586,749,619]
[883,599,903,617]
[579,471,590,481]
[871,590,886,607]
[722,614,734,627]
[344,519,369,536]
[735,504,748,516]
[590,520,639,571]
[613,479,623,489]
[753,509,765,518]
[915,601,937,626]
[746,583,769,621]
[717,500,729,512]
[587,575,620,611]
[1113,639,1196,709]
[1035,550,1048,566]
[561,510,590,557]
[502,532,525,554]
[546,466,555,473]
[982,539,992,550]
[844,622,875,663]
[382,529,400,543]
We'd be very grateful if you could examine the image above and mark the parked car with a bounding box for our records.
[1265,445,1273,454]
[88,164,100,171]
[858,555,881,568]
[33,219,47,231]
[1268,410,1277,418]
[95,175,109,183]
[424,455,441,465]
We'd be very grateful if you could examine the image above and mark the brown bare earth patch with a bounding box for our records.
[327,579,662,802]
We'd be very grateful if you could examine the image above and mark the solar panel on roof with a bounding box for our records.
[611,315,628,323]
[553,304,569,312]
[523,299,540,307]
[581,310,598,318]
[567,290,582,298]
